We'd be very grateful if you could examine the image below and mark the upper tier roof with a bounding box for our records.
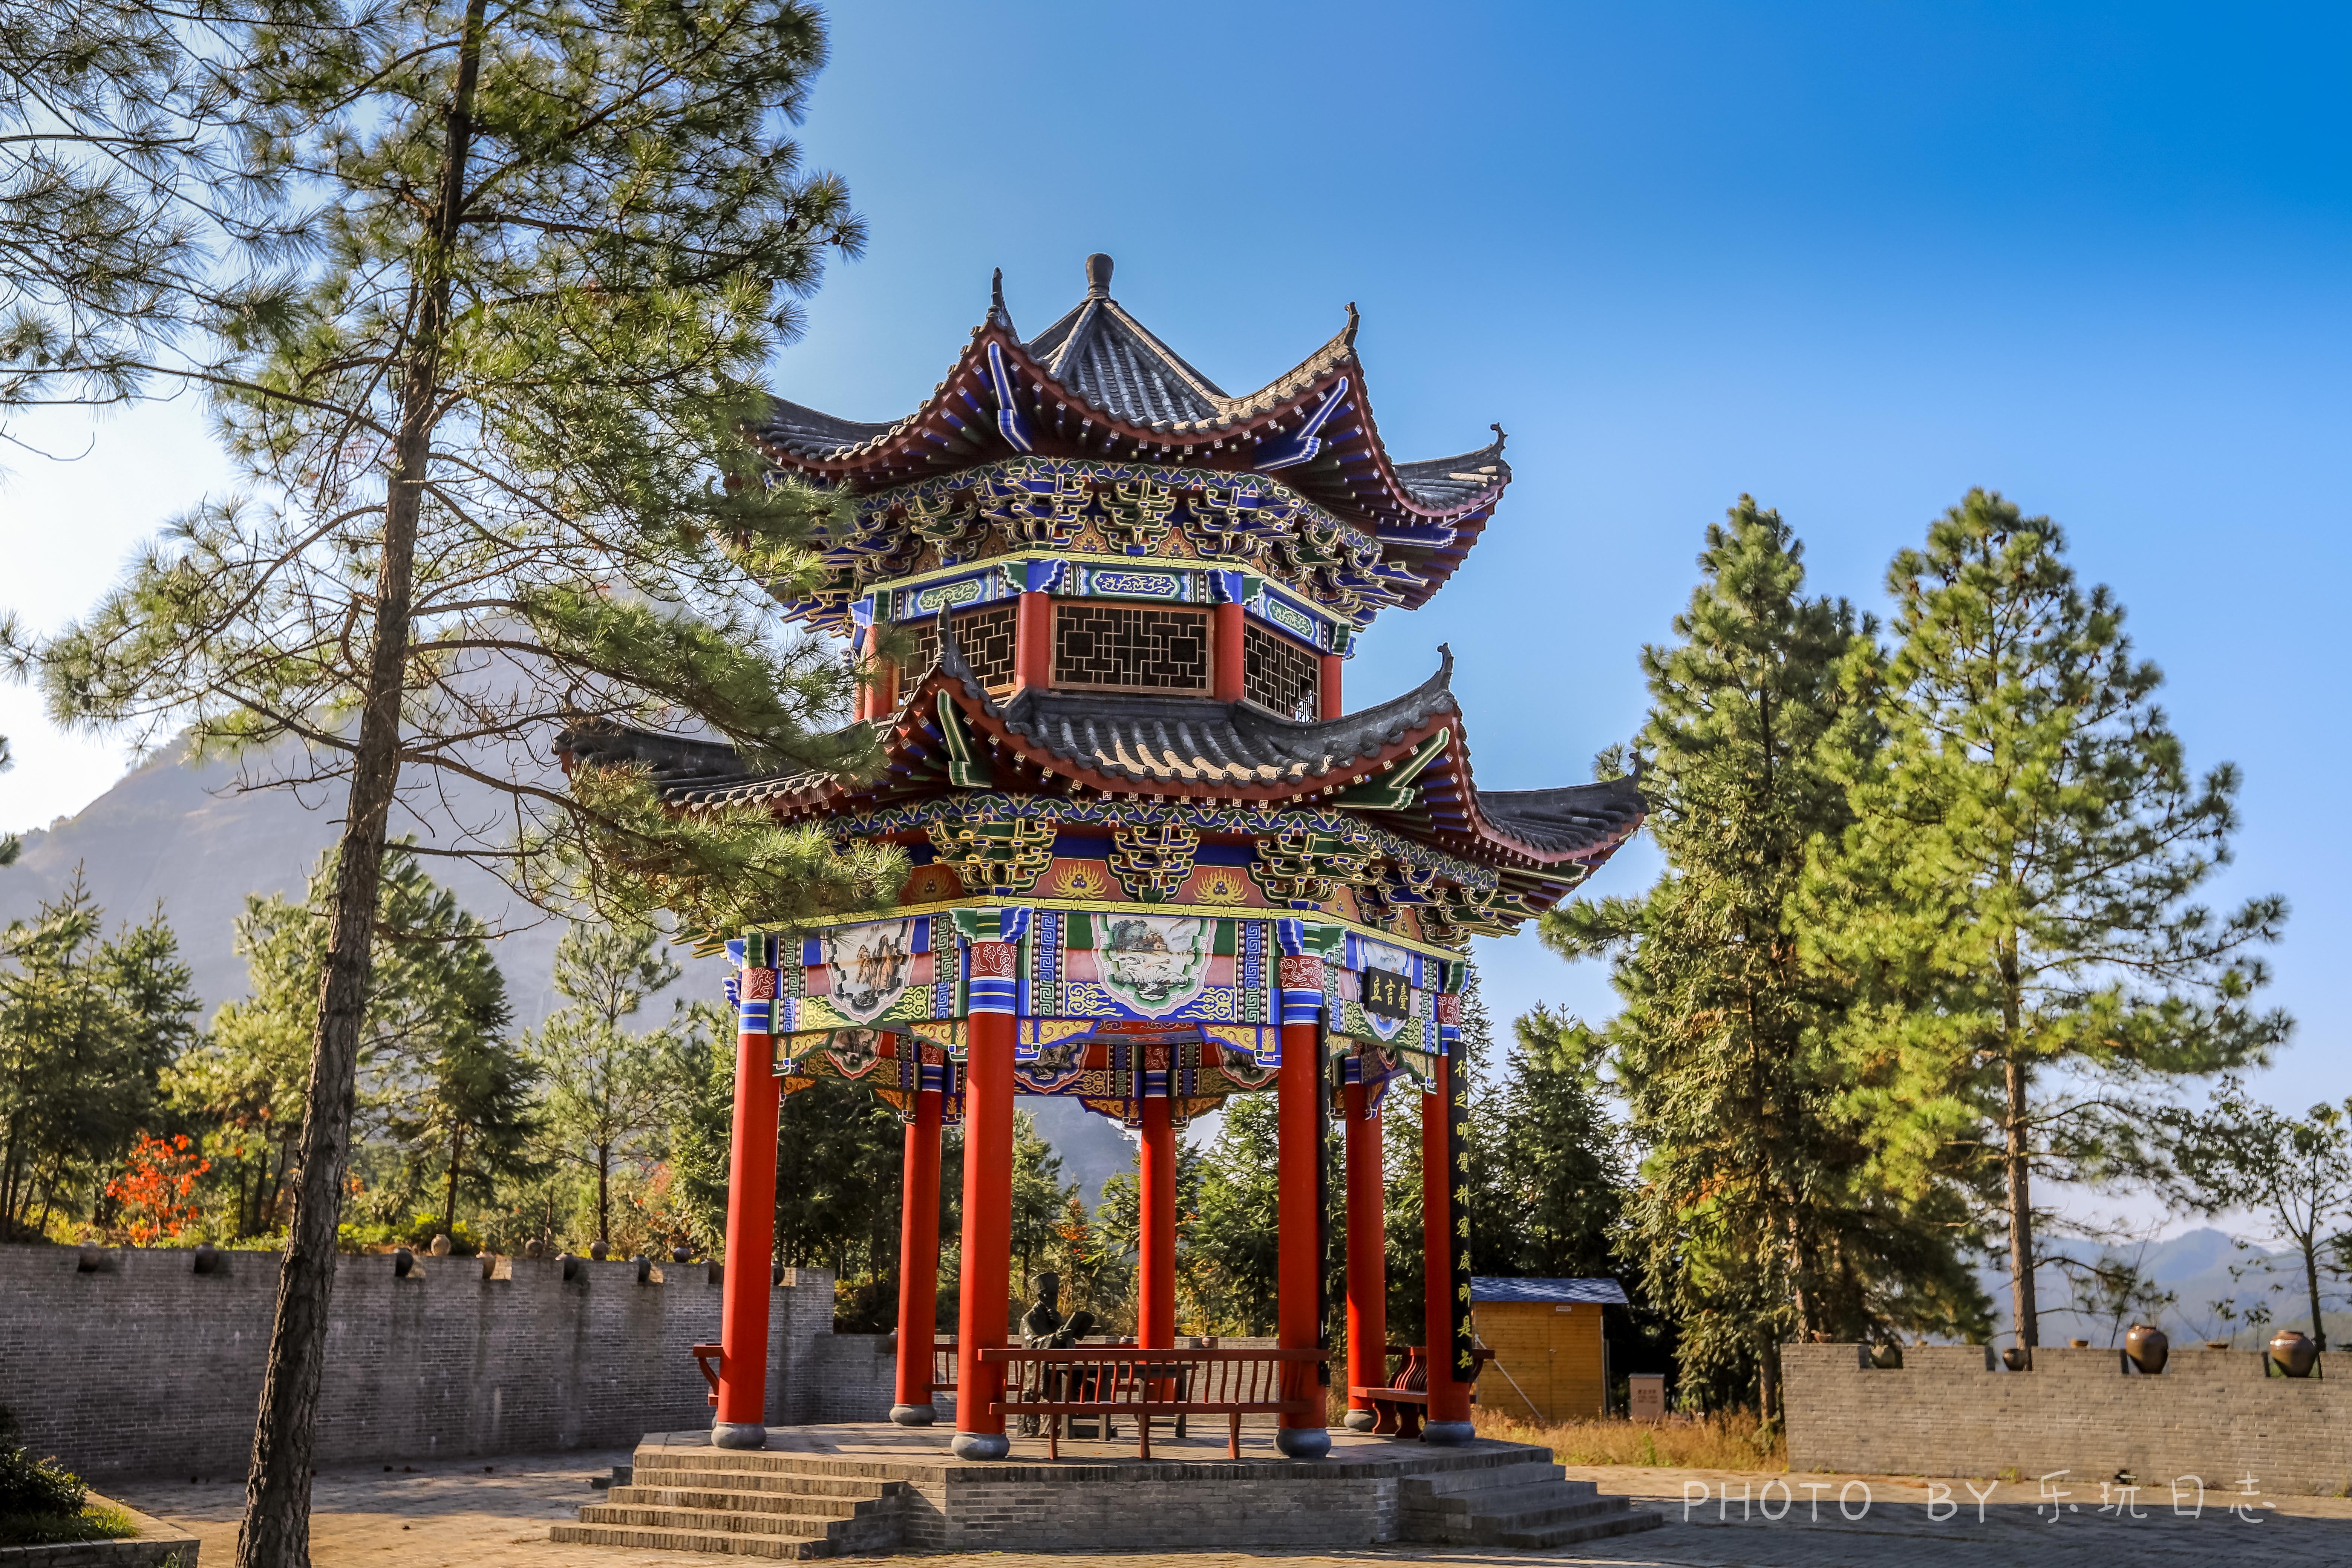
[747,254,1512,611]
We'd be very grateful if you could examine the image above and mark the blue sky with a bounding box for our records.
[4,1,2348,1127]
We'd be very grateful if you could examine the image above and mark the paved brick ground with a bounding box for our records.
[116,1449,2352,1565]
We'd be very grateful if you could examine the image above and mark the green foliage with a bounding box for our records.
[182,847,524,1235]
[527,922,680,1246]
[774,1073,904,1288]
[1184,1093,1282,1336]
[1474,1007,1625,1282]
[1545,499,1978,1409]
[0,1401,87,1521]
[4,0,896,943]
[1804,489,2288,1351]
[0,735,16,866]
[0,0,224,425]
[1009,1110,1072,1293]
[0,871,200,1240]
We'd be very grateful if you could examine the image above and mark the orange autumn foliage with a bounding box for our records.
[105,1132,209,1245]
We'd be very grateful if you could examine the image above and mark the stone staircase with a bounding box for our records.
[552,1446,907,1559]
[1399,1457,1664,1548]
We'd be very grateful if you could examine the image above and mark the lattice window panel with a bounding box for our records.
[1243,621,1320,720]
[901,602,1019,693]
[1052,603,1211,694]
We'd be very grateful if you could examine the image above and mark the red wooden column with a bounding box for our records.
[1015,590,1052,691]
[1341,1071,1385,1430]
[1421,1054,1474,1443]
[952,940,1020,1460]
[1318,652,1344,719]
[1212,602,1246,703]
[1274,951,1333,1459]
[715,952,781,1449]
[890,1063,944,1426]
[1138,1087,1177,1351]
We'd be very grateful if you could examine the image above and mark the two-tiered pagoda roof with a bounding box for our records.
[751,255,1509,628]
[565,254,1641,946]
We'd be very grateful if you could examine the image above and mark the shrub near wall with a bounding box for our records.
[0,1246,858,1481]
[1784,1342,2352,1496]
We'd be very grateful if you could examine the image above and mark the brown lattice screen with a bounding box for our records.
[1243,621,1320,719]
[903,602,1019,692]
[1052,603,1212,694]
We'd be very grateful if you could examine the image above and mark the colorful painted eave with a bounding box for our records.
[557,647,1646,896]
[745,288,1510,611]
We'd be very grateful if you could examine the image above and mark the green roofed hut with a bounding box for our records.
[559,254,1643,1462]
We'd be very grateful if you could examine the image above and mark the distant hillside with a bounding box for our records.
[0,747,1137,1207]
[1980,1227,2346,1348]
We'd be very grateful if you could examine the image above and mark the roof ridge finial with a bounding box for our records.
[1491,421,1507,452]
[1085,252,1113,300]
[989,267,1013,331]
[1344,302,1359,346]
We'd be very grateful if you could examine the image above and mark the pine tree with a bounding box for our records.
[2,10,896,1557]
[1806,489,2288,1357]
[1476,1006,1625,1281]
[1186,1094,1282,1335]
[190,847,524,1237]
[529,923,680,1249]
[1546,498,1980,1413]
[0,736,17,865]
[0,0,227,437]
[1009,1111,1072,1296]
[0,873,198,1239]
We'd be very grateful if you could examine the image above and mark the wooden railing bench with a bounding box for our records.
[1346,1343,1492,1439]
[982,1345,1327,1459]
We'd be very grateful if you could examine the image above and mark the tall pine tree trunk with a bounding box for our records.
[2004,1051,2037,1357]
[442,1127,465,1238]
[236,8,485,1564]
[2303,1239,2327,1351]
[597,1143,611,1246]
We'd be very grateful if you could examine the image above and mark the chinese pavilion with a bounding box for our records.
[563,255,1643,1461]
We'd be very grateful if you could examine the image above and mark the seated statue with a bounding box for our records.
[1020,1272,1064,1347]
[1017,1274,1063,1434]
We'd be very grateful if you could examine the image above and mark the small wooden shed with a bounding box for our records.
[1470,1277,1628,1423]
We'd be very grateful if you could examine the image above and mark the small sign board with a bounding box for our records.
[1629,1372,1666,1422]
[1361,968,1411,1020]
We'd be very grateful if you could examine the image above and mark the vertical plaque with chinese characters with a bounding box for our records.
[1448,1069,1475,1380]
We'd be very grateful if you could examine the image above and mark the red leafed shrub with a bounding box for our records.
[104,1133,209,1246]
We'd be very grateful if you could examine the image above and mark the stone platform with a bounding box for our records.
[551,1425,1664,1557]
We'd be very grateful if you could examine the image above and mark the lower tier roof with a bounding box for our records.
[557,639,1643,896]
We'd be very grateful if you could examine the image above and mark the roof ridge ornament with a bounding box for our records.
[989,267,1015,333]
[1345,302,1358,346]
[1086,252,1113,300]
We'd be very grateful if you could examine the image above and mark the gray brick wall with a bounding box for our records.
[0,1245,853,1480]
[893,1468,1397,1551]
[1785,1341,2352,1496]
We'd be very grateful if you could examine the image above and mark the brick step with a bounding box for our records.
[611,1486,880,1518]
[635,1449,915,1484]
[578,1504,836,1539]
[1403,1477,1599,1514]
[1491,1505,1666,1550]
[1404,1493,1631,1542]
[1399,1459,1570,1498]
[550,1522,831,1560]
[618,1470,901,1501]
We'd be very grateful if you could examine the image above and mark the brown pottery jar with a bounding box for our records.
[2269,1328,2318,1377]
[2124,1323,2168,1374]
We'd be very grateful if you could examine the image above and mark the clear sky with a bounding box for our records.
[3,1,2347,1128]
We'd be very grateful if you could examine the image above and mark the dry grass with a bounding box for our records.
[1473,1409,1788,1472]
